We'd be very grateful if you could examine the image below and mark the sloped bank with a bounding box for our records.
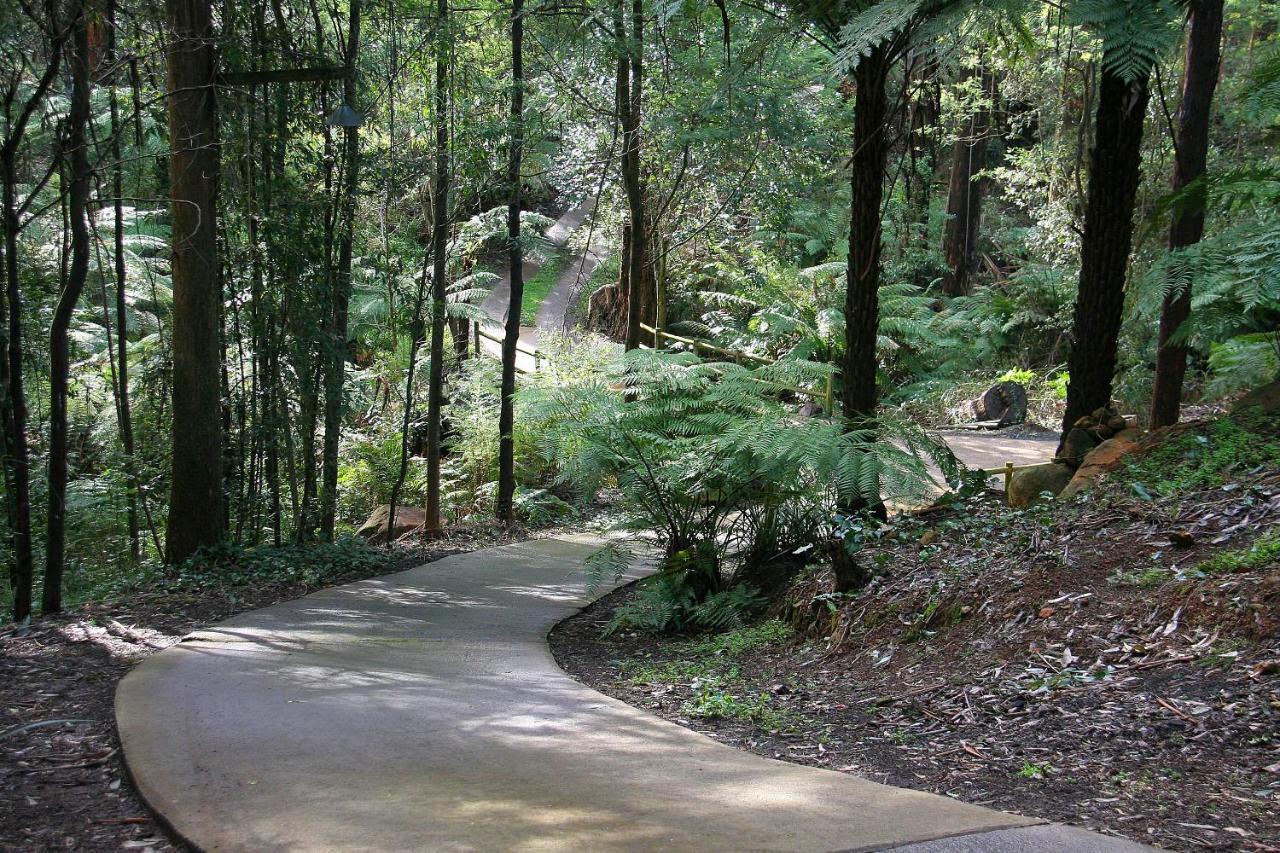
[551,405,1280,852]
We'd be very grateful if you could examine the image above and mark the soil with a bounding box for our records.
[0,528,520,853]
[552,477,1280,852]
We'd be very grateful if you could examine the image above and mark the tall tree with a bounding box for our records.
[43,3,91,612]
[496,0,525,525]
[619,0,649,350]
[165,0,225,563]
[423,0,450,532]
[842,42,892,423]
[1060,9,1162,434]
[319,0,362,540]
[1149,0,1224,428]
[107,0,141,561]
[0,2,71,619]
[940,62,997,298]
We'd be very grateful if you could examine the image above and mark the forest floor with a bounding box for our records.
[0,525,524,852]
[552,409,1280,853]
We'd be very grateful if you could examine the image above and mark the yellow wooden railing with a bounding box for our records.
[471,320,544,374]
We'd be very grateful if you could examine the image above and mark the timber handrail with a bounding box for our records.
[472,320,545,373]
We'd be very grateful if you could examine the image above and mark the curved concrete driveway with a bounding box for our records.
[117,537,1148,852]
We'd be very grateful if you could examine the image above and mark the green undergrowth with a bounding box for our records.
[520,247,571,325]
[1191,532,1280,576]
[617,620,800,731]
[1126,409,1280,499]
[2,538,399,619]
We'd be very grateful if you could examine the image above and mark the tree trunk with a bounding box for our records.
[165,0,226,563]
[424,0,450,532]
[107,0,140,562]
[319,0,361,541]
[44,11,91,613]
[619,0,648,351]
[0,1,70,620]
[1150,0,1224,428]
[842,45,890,424]
[941,64,996,298]
[496,0,524,526]
[1060,64,1151,437]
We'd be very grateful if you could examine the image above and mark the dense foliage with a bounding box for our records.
[1,0,1277,621]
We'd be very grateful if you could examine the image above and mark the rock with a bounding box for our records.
[1057,427,1099,466]
[1007,462,1074,508]
[1059,428,1143,499]
[1233,379,1280,414]
[1106,414,1128,432]
[357,504,428,543]
[969,381,1028,426]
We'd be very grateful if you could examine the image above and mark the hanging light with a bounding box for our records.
[328,103,364,127]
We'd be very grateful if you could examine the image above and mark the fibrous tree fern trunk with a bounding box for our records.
[497,0,524,526]
[1150,0,1224,428]
[165,0,225,564]
[619,0,649,351]
[1060,63,1151,436]
[842,43,890,424]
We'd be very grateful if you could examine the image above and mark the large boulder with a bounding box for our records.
[1233,380,1280,415]
[1057,427,1099,467]
[1060,428,1144,499]
[1007,462,1074,509]
[356,504,428,543]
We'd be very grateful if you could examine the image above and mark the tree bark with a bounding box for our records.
[496,0,524,526]
[319,0,361,541]
[941,64,996,298]
[0,1,71,620]
[165,0,226,563]
[841,45,890,424]
[107,0,140,561]
[44,9,91,613]
[1149,0,1224,428]
[424,0,450,531]
[1061,64,1151,437]
[619,0,648,351]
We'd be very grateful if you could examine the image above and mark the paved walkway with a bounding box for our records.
[479,201,606,371]
[117,537,1149,851]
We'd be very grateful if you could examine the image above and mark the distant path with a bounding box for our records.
[115,536,1150,851]
[479,200,604,370]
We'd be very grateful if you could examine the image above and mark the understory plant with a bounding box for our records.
[521,348,949,632]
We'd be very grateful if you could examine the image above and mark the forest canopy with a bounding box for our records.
[1,0,1277,622]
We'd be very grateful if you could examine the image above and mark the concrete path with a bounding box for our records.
[479,201,604,371]
[117,537,1149,852]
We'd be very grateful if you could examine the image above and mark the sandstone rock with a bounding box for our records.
[1059,428,1143,500]
[1233,379,1280,414]
[1007,462,1074,508]
[357,504,428,543]
[1057,427,1099,466]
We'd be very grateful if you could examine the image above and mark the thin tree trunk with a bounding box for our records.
[165,0,226,563]
[424,0,449,532]
[1150,0,1224,428]
[496,0,524,526]
[941,64,996,298]
[842,45,890,424]
[620,0,648,351]
[44,10,91,613]
[389,257,429,539]
[1060,64,1151,436]
[107,0,140,561]
[320,0,361,540]
[0,2,70,620]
